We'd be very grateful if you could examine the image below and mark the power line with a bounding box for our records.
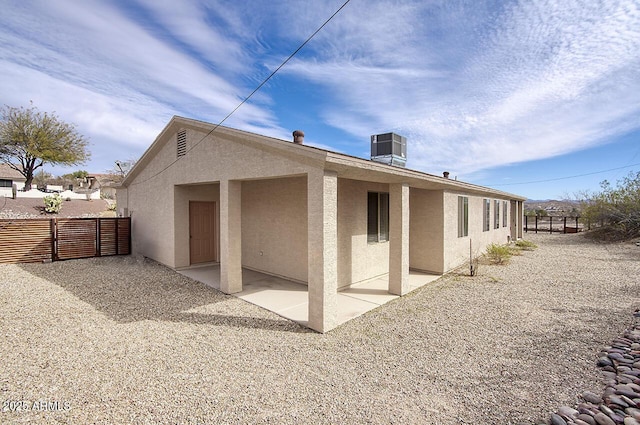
[130,0,352,186]
[215,0,352,131]
[488,162,640,186]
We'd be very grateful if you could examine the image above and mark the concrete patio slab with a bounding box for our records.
[177,264,439,330]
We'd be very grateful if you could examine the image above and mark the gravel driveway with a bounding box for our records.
[1,233,639,424]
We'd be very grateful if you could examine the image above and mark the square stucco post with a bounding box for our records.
[389,183,410,296]
[220,179,242,294]
[307,170,338,333]
[517,201,524,239]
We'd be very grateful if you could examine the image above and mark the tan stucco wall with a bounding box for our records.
[119,120,525,289]
[337,178,390,288]
[443,192,512,271]
[241,177,308,283]
[120,126,319,269]
[126,184,176,267]
[409,188,445,274]
[174,128,316,184]
[174,184,220,268]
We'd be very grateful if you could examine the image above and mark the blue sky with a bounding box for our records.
[1,0,639,200]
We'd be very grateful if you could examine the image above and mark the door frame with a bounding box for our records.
[189,200,218,265]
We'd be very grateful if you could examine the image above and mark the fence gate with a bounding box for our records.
[0,217,131,264]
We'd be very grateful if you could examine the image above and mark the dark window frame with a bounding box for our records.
[458,196,469,238]
[503,201,508,227]
[367,192,389,243]
[483,198,490,232]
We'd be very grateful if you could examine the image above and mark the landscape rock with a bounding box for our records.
[608,394,630,408]
[599,357,614,367]
[550,412,568,425]
[577,413,597,425]
[558,405,579,419]
[628,408,640,420]
[584,392,604,404]
[545,313,640,425]
[594,412,616,425]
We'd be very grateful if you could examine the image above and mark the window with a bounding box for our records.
[367,192,389,242]
[483,198,490,232]
[177,129,187,157]
[458,196,468,237]
[0,179,12,188]
[503,201,508,227]
[494,200,500,229]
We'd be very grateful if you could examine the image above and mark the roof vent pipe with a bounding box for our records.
[293,130,305,145]
[443,171,450,179]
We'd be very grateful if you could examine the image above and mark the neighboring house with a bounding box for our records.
[85,174,119,199]
[117,116,526,332]
[0,163,26,197]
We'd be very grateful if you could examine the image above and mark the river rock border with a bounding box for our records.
[543,310,640,425]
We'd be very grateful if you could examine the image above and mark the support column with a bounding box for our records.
[517,201,524,239]
[510,200,517,239]
[389,183,409,295]
[307,170,338,333]
[220,179,242,294]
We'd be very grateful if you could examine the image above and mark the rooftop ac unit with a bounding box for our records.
[371,132,407,167]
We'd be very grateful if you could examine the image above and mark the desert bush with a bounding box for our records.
[485,243,512,264]
[514,239,537,250]
[43,193,63,213]
[579,171,640,241]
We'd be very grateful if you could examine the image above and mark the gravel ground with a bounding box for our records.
[0,197,113,219]
[1,233,639,424]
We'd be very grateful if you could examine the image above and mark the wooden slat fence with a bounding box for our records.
[0,219,53,263]
[0,217,130,263]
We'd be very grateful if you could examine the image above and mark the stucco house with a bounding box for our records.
[0,163,26,197]
[117,116,525,332]
[85,173,119,199]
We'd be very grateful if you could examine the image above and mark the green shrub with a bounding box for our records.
[579,171,640,241]
[514,239,537,250]
[43,193,63,213]
[485,243,512,264]
[107,202,117,211]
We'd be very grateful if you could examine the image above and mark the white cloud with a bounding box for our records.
[277,0,640,175]
[1,0,639,181]
[0,0,290,172]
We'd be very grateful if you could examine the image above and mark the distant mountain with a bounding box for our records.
[524,199,582,216]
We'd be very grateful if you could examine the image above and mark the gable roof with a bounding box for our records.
[122,116,526,201]
[0,163,26,181]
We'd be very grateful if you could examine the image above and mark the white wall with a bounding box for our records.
[13,188,100,200]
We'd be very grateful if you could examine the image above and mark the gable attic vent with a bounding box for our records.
[371,132,407,167]
[177,130,187,157]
